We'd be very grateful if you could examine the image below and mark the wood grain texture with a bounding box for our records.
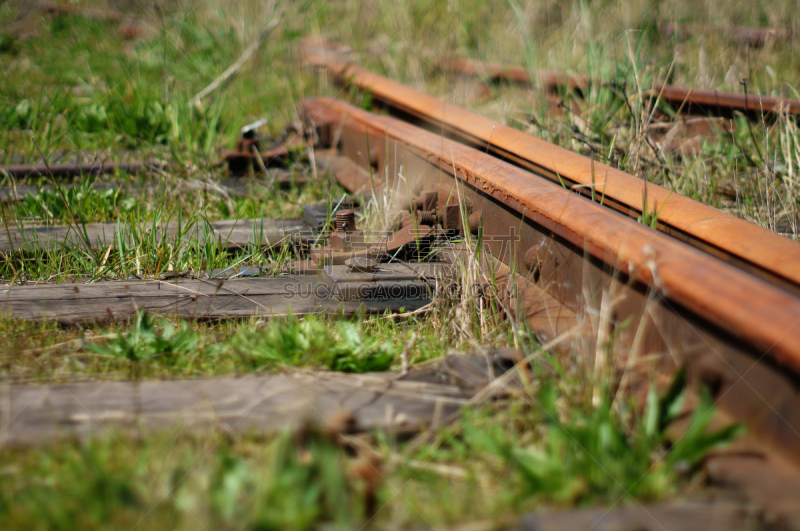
[0,174,307,203]
[0,352,518,447]
[515,504,749,531]
[0,275,429,325]
[0,161,159,180]
[0,217,309,253]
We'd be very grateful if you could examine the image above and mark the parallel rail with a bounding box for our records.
[438,57,800,117]
[302,96,800,464]
[1,57,800,520]
[3,55,800,472]
[316,61,800,296]
[658,21,794,48]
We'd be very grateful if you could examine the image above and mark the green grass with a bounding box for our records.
[0,308,501,382]
[0,430,363,531]
[0,168,342,282]
[0,0,779,527]
[405,375,737,516]
[0,362,738,530]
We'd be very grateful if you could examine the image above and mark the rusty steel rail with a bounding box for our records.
[650,83,800,118]
[313,61,800,295]
[303,96,800,463]
[659,21,794,48]
[305,97,800,370]
[438,57,800,117]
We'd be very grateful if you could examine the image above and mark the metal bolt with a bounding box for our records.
[523,246,541,272]
[417,210,437,226]
[523,245,546,284]
[468,212,482,234]
[336,209,357,232]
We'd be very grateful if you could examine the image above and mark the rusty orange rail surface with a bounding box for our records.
[304,96,800,465]
[651,84,800,116]
[439,57,800,116]
[316,61,800,294]
[305,96,800,373]
[659,21,793,48]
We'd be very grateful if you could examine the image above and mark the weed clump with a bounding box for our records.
[401,369,740,519]
[85,311,198,365]
[0,430,369,531]
[233,315,397,372]
[462,375,739,505]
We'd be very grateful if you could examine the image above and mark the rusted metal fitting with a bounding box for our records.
[224,137,260,176]
[417,210,438,226]
[523,245,546,283]
[442,204,463,232]
[523,247,538,272]
[224,119,311,177]
[412,190,438,211]
[329,210,363,251]
[468,212,482,234]
[336,209,357,232]
[382,224,434,253]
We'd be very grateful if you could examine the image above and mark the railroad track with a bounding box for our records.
[301,89,800,441]
[657,21,794,48]
[5,65,800,440]
[438,57,800,119]
[4,55,800,527]
[319,60,800,291]
[302,62,800,523]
